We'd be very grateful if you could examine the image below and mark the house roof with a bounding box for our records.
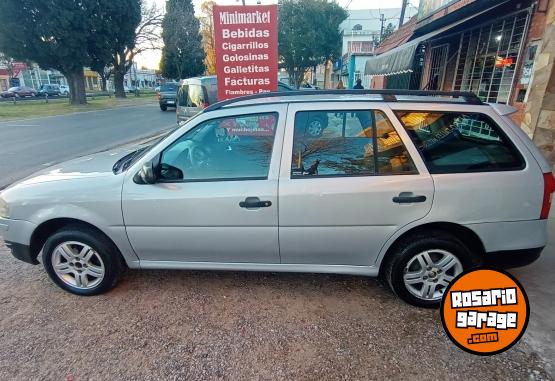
[374,16,417,55]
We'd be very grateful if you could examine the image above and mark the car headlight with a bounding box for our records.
[0,197,9,218]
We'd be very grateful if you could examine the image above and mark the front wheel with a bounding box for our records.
[383,231,480,307]
[42,225,123,296]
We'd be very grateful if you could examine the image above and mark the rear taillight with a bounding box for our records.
[541,172,555,219]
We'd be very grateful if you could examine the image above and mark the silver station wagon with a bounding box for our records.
[1,90,553,307]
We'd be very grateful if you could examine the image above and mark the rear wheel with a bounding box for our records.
[160,104,167,111]
[42,225,123,296]
[383,231,480,307]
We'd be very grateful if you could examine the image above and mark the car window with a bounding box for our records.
[159,113,278,182]
[160,83,178,92]
[291,110,417,178]
[395,111,525,174]
[177,85,188,107]
[188,84,205,107]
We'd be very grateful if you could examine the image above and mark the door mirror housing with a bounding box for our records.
[134,159,157,184]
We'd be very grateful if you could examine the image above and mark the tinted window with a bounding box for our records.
[395,112,524,173]
[161,83,178,92]
[160,113,278,182]
[291,110,416,178]
[177,85,188,106]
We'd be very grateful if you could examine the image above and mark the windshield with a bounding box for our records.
[7,87,18,91]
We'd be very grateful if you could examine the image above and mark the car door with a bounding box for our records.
[278,102,435,266]
[122,104,287,264]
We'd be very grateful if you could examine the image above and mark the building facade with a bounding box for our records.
[365,0,549,124]
[333,8,418,89]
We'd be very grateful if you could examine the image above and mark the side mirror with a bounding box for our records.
[133,160,157,184]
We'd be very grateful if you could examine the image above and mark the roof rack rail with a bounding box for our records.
[204,89,483,112]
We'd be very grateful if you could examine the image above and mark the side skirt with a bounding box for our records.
[139,261,379,277]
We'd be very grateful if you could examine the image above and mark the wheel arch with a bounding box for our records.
[30,218,127,267]
[378,222,486,277]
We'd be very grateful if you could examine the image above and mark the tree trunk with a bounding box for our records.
[66,68,87,105]
[114,69,126,98]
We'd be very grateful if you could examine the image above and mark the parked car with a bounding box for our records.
[176,78,325,136]
[37,84,61,97]
[59,85,70,96]
[158,82,180,111]
[176,76,217,120]
[1,90,553,307]
[0,86,36,98]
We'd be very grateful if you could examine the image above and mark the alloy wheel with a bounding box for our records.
[51,241,105,290]
[403,249,463,301]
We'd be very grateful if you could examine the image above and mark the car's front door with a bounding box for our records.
[278,103,435,266]
[122,104,287,264]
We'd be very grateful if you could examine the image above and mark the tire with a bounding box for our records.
[160,104,167,111]
[383,230,481,308]
[42,225,123,296]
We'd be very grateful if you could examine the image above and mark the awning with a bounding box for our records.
[364,3,504,77]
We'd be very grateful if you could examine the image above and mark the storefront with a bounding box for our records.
[365,0,542,115]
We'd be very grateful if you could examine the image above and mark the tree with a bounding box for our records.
[103,0,142,98]
[376,23,396,46]
[91,1,162,96]
[160,0,205,80]
[0,0,97,104]
[278,0,348,88]
[199,1,217,75]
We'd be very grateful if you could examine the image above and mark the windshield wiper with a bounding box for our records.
[112,147,148,174]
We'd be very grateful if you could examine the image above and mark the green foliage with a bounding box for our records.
[160,0,205,80]
[0,0,141,103]
[0,0,92,74]
[278,0,348,88]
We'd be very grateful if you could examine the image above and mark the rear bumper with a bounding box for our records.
[4,241,38,265]
[485,247,544,269]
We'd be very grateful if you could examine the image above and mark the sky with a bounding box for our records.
[135,0,419,70]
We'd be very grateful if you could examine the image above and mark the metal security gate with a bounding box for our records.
[453,9,531,104]
[426,44,449,90]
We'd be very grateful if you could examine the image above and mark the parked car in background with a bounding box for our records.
[158,82,180,111]
[37,84,61,97]
[176,76,217,121]
[0,86,36,98]
[59,85,70,96]
[1,90,552,307]
[176,79,311,123]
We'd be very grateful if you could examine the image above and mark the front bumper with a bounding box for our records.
[0,217,38,264]
[485,247,544,269]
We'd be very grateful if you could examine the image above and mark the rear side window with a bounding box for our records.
[291,110,417,178]
[395,112,524,174]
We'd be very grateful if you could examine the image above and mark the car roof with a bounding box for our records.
[204,90,486,113]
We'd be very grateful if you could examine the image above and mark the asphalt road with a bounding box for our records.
[0,103,176,188]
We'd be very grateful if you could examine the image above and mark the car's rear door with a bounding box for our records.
[278,102,434,266]
[122,104,287,264]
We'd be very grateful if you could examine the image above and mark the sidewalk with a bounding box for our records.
[512,204,555,377]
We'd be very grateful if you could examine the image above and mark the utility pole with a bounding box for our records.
[399,0,408,28]
[380,14,386,42]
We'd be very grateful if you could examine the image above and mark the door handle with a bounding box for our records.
[393,192,427,204]
[239,197,272,209]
